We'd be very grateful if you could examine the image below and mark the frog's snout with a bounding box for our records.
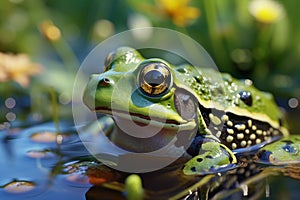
[82,75,100,110]
[83,80,96,110]
[83,74,115,111]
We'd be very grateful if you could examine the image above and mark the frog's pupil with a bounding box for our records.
[144,70,164,86]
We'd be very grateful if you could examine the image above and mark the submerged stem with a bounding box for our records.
[49,86,63,150]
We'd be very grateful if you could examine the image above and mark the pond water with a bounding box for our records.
[1,121,300,200]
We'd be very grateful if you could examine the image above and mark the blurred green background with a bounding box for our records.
[0,0,299,130]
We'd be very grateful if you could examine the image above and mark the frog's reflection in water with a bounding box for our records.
[73,154,295,200]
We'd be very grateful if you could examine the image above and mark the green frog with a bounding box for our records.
[83,47,300,175]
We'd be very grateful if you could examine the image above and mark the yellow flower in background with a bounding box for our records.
[156,0,200,26]
[249,0,285,24]
[0,53,42,87]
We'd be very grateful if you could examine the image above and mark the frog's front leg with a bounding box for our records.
[183,137,238,175]
[256,135,300,165]
[183,108,238,175]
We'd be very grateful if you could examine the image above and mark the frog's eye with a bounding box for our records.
[138,62,172,96]
[103,51,115,72]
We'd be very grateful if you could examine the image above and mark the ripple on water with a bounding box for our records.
[26,149,56,159]
[30,131,69,143]
[3,180,35,194]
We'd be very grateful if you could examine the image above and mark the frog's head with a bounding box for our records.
[83,47,198,152]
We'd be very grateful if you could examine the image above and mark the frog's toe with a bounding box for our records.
[183,142,238,175]
[256,136,300,165]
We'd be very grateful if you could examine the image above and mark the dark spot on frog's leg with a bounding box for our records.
[196,158,203,162]
[282,143,297,154]
[238,91,252,106]
[191,167,196,172]
[257,150,273,162]
[205,155,213,159]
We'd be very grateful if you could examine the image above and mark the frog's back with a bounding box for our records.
[173,65,288,152]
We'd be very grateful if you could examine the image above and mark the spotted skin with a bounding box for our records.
[257,136,300,164]
[196,105,283,152]
[183,142,237,175]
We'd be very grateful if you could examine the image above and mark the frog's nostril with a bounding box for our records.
[104,78,111,83]
[98,77,112,87]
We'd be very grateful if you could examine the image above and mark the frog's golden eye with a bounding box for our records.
[138,62,172,96]
[103,51,115,72]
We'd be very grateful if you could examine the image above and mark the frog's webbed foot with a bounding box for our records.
[183,141,238,175]
[256,136,300,165]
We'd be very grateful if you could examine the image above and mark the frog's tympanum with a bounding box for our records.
[83,47,300,175]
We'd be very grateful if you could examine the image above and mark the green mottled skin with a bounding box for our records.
[171,64,282,124]
[257,136,300,164]
[84,47,300,175]
[182,142,237,175]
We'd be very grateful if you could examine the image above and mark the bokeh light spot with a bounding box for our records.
[231,49,252,64]
[128,14,153,41]
[6,112,16,121]
[5,97,16,109]
[288,98,298,109]
[59,92,71,105]
[93,19,115,39]
[40,20,61,41]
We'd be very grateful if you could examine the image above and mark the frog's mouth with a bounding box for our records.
[93,107,197,131]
